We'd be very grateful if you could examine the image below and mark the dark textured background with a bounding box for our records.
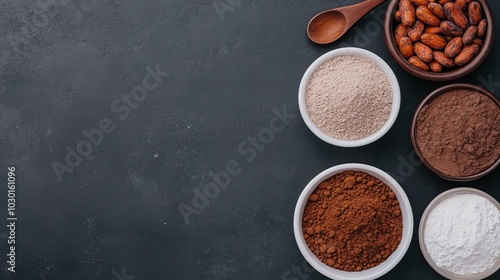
[0,0,499,279]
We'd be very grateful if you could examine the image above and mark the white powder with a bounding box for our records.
[424,193,500,275]
[305,55,392,140]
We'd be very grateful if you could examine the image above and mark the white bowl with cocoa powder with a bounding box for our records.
[293,163,413,280]
[298,48,401,147]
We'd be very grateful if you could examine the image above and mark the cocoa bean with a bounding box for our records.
[399,36,415,58]
[463,26,478,45]
[433,51,455,67]
[471,37,483,46]
[429,60,443,72]
[408,21,425,42]
[414,42,434,63]
[468,1,482,26]
[410,0,430,5]
[477,19,487,38]
[444,37,463,58]
[427,3,446,19]
[421,33,447,49]
[400,0,416,26]
[425,26,442,34]
[395,10,402,22]
[409,56,430,71]
[444,2,469,31]
[455,44,479,66]
[455,0,468,11]
[416,6,441,26]
[395,24,408,44]
[440,21,464,36]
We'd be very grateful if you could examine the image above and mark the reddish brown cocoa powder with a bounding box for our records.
[302,170,403,272]
[416,89,500,177]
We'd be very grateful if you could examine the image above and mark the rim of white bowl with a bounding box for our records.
[418,187,500,280]
[293,163,413,280]
[298,47,401,147]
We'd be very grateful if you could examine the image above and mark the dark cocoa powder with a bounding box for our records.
[302,170,403,272]
[416,89,500,177]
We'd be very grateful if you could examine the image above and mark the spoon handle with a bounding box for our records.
[338,0,387,29]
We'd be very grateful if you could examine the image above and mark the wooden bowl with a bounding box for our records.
[410,83,500,181]
[384,0,494,81]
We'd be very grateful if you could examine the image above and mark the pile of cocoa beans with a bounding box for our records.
[394,0,487,72]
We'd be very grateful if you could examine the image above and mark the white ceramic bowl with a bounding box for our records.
[293,163,413,280]
[419,187,500,279]
[298,48,401,147]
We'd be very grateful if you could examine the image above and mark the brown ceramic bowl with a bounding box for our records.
[411,83,500,181]
[384,0,494,81]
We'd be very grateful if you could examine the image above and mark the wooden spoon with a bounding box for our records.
[307,0,387,44]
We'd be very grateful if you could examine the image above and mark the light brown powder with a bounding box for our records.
[305,55,393,140]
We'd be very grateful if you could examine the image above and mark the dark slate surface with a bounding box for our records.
[0,0,499,279]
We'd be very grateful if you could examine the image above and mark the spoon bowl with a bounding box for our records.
[308,11,347,44]
[307,0,387,44]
